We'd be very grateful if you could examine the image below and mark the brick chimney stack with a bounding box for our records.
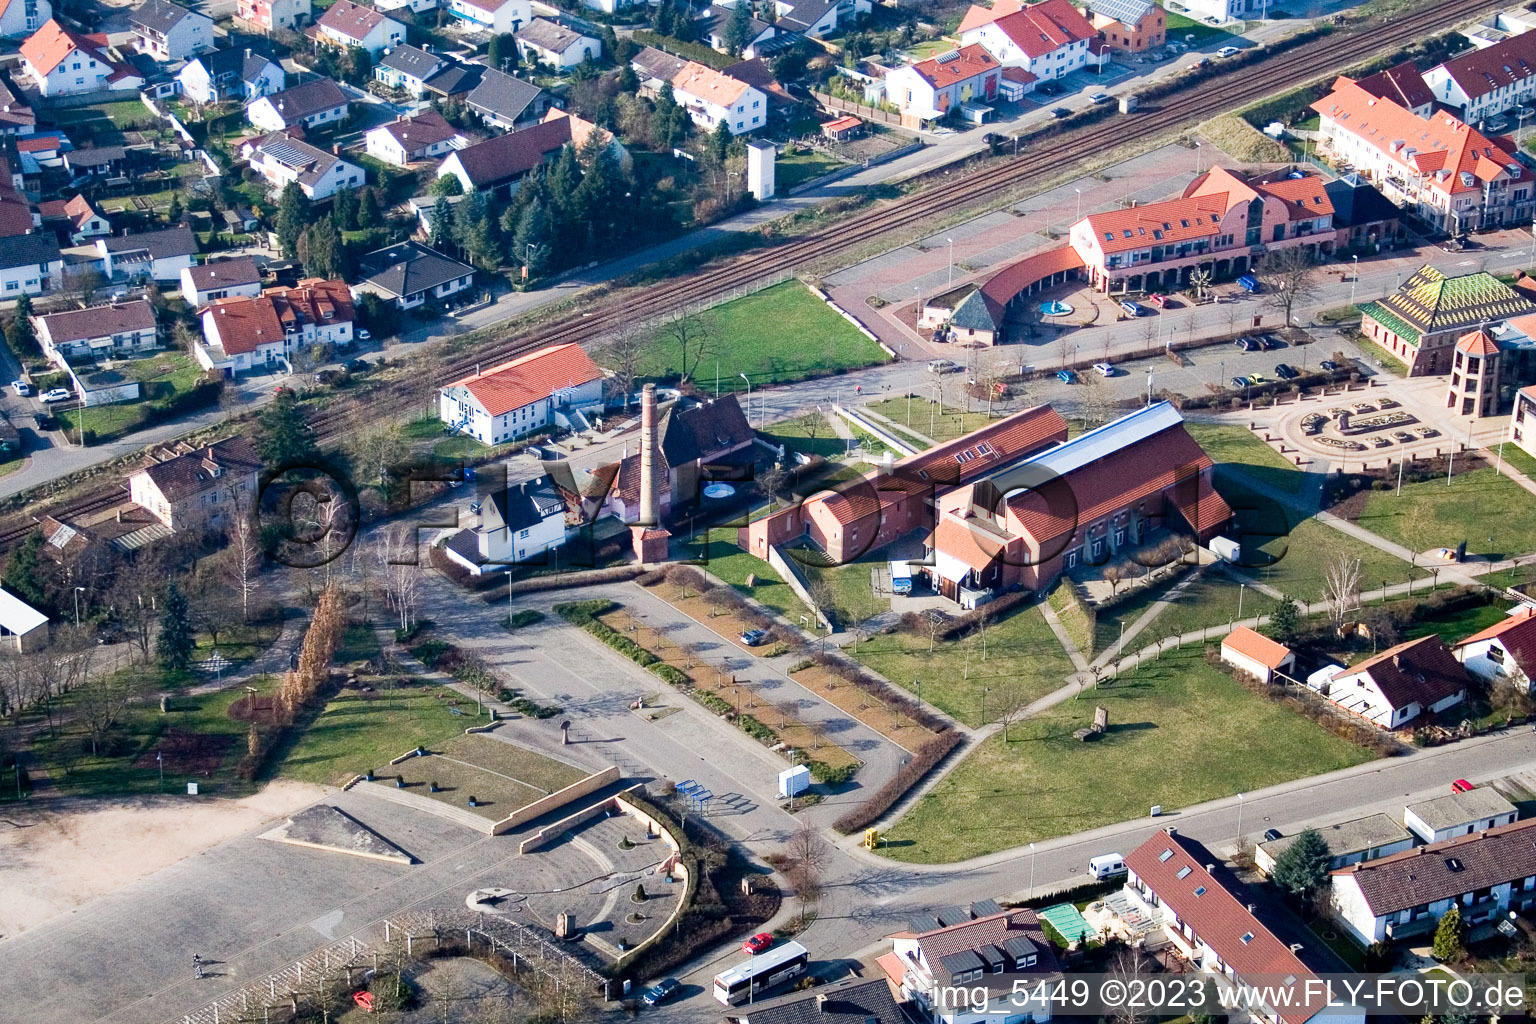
[631,383,670,563]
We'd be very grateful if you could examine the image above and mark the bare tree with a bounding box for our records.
[1103,562,1127,597]
[75,664,138,756]
[1258,247,1321,329]
[1324,552,1363,629]
[600,321,649,410]
[346,426,410,488]
[1108,945,1156,1024]
[788,822,828,870]
[663,311,714,384]
[926,608,946,653]
[995,686,1031,742]
[375,524,424,634]
[1189,267,1212,301]
[224,512,262,624]
[27,626,95,737]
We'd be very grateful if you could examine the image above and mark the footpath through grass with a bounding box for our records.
[877,646,1375,862]
[1354,467,1536,561]
[865,396,1000,445]
[640,280,888,387]
[855,603,1075,726]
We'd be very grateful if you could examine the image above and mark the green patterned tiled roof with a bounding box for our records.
[1358,300,1420,344]
[1370,265,1536,338]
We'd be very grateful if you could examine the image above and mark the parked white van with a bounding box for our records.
[1089,853,1127,880]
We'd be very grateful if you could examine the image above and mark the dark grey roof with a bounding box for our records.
[939,949,985,978]
[489,477,565,533]
[516,18,593,54]
[465,68,544,122]
[908,914,941,933]
[949,288,999,332]
[203,46,280,84]
[659,393,752,468]
[378,44,446,79]
[724,976,903,1024]
[131,0,207,34]
[1084,0,1156,26]
[253,132,348,187]
[261,77,349,122]
[971,898,1004,918]
[422,62,482,96]
[0,233,61,271]
[442,116,570,188]
[631,45,687,83]
[1003,934,1038,960]
[934,906,973,928]
[778,0,836,31]
[708,4,769,40]
[67,145,127,168]
[1325,173,1401,229]
[358,241,472,299]
[102,225,196,259]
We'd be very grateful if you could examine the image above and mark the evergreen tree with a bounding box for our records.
[1432,905,1465,962]
[299,218,343,279]
[724,0,753,55]
[1271,594,1301,644]
[429,196,454,250]
[1270,828,1331,902]
[275,183,308,259]
[654,84,687,148]
[453,190,499,270]
[332,186,359,231]
[429,173,464,197]
[357,187,381,229]
[5,293,38,358]
[510,197,551,278]
[617,64,639,94]
[167,193,183,223]
[346,45,373,85]
[3,531,48,612]
[488,32,518,71]
[710,117,733,163]
[257,387,319,468]
[156,582,195,672]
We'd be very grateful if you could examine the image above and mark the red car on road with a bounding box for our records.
[743,933,774,955]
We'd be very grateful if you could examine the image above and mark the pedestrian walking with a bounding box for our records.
[193,954,204,979]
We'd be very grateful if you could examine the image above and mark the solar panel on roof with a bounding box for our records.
[261,139,317,169]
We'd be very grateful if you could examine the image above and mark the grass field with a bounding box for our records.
[274,681,483,786]
[877,647,1375,862]
[32,676,273,799]
[639,281,888,387]
[775,149,847,190]
[379,734,588,820]
[761,410,846,459]
[1185,423,1307,494]
[1354,467,1536,561]
[1243,517,1424,604]
[55,353,209,443]
[680,527,811,621]
[1402,600,1511,643]
[1095,566,1276,656]
[1497,443,1536,482]
[855,603,1075,726]
[797,549,888,628]
[864,397,1000,445]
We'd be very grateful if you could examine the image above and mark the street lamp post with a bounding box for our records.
[1028,842,1038,900]
[1235,792,1245,848]
[981,686,991,726]
[1075,188,1082,223]
[739,373,753,427]
[1350,254,1358,308]
[947,237,955,289]
[1237,582,1246,621]
[73,586,85,628]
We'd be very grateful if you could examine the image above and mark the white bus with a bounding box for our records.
[712,941,810,1005]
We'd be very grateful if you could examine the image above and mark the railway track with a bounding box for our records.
[0,0,1499,551]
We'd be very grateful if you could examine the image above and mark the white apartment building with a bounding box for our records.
[671,61,765,134]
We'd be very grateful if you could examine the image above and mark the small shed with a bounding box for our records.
[0,587,49,652]
[820,115,862,142]
[1219,625,1294,683]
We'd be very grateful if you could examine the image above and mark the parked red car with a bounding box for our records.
[743,932,774,955]
[352,991,376,1013]
[1452,779,1474,793]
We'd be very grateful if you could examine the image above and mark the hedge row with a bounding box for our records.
[832,730,963,834]
[796,648,954,736]
[553,600,660,667]
[483,563,644,603]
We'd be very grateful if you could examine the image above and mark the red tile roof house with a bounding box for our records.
[437,343,603,445]
[601,393,754,523]
[128,437,261,532]
[1126,829,1366,1024]
[20,19,142,98]
[1307,634,1470,730]
[884,44,1002,130]
[1312,75,1533,234]
[180,256,263,307]
[742,401,1230,606]
[307,0,404,56]
[1329,818,1536,945]
[1068,165,1335,296]
[1423,29,1536,126]
[1220,625,1294,683]
[878,900,1063,1024]
[957,0,1100,87]
[196,294,289,375]
[39,194,110,245]
[1454,604,1536,693]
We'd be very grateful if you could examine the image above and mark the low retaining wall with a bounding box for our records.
[836,404,919,457]
[491,764,623,835]
[517,783,645,854]
[358,779,497,834]
[765,542,830,628]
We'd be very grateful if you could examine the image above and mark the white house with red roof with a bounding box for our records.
[309,0,404,56]
[197,295,289,375]
[1126,828,1365,1024]
[1068,165,1335,294]
[437,342,603,444]
[957,0,1097,85]
[885,44,1002,129]
[1308,634,1469,730]
[180,256,262,307]
[444,0,529,35]
[20,19,142,97]
[878,901,1061,1024]
[1424,30,1536,125]
[1313,75,1534,232]
[1454,605,1536,692]
[1220,626,1295,683]
[364,111,465,166]
[672,61,765,134]
[44,194,110,245]
[0,0,50,40]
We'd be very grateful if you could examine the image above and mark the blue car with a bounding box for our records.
[1237,274,1260,293]
[643,979,681,1006]
[1057,369,1078,384]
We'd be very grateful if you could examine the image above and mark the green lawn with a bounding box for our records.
[1355,467,1536,561]
[1243,517,1424,604]
[1185,422,1307,494]
[1094,566,1276,656]
[639,280,888,387]
[1401,600,1511,643]
[904,38,954,60]
[1497,443,1536,482]
[864,397,1000,445]
[273,681,479,787]
[1165,9,1239,42]
[681,526,812,622]
[877,647,1376,862]
[761,410,846,459]
[798,551,888,628]
[775,149,847,190]
[855,603,1075,726]
[31,676,271,799]
[56,353,210,443]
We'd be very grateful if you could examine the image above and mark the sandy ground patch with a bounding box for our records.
[0,780,328,937]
